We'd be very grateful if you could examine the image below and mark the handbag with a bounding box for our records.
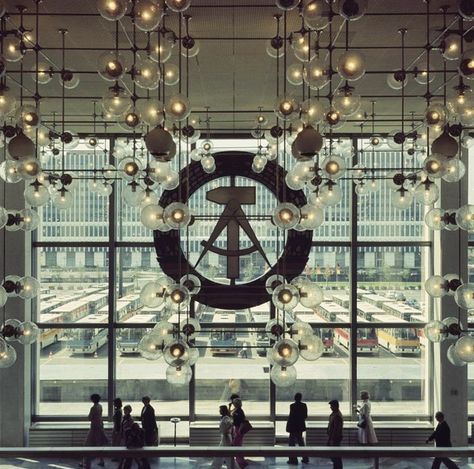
[357,416,367,429]
[239,420,253,435]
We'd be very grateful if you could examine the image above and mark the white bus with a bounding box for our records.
[117,313,158,354]
[66,313,108,355]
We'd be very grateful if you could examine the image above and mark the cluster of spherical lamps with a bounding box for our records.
[0,275,40,368]
[263,274,325,386]
[137,273,201,385]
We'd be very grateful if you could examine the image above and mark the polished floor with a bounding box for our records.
[1,456,474,469]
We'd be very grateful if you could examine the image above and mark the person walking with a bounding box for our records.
[426,412,459,469]
[231,397,249,469]
[286,393,309,465]
[140,396,158,446]
[357,391,377,445]
[83,394,108,469]
[112,398,123,447]
[327,399,344,469]
[211,405,235,469]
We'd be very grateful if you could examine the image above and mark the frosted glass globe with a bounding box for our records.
[164,202,191,229]
[319,183,343,206]
[163,64,180,85]
[425,208,447,230]
[423,154,447,179]
[122,183,145,207]
[298,204,324,230]
[425,275,449,298]
[102,86,132,116]
[97,0,129,20]
[303,0,330,30]
[392,189,413,210]
[164,339,190,367]
[424,320,447,342]
[153,320,175,345]
[165,94,191,121]
[165,284,191,311]
[289,320,313,338]
[18,158,42,180]
[333,88,361,116]
[455,284,474,310]
[270,365,297,387]
[141,204,169,231]
[414,182,439,205]
[180,317,201,340]
[273,203,300,230]
[443,159,465,183]
[0,344,17,368]
[271,338,299,366]
[303,58,329,90]
[454,335,474,362]
[300,98,325,125]
[52,189,74,210]
[456,204,474,231]
[0,285,7,307]
[337,51,365,81]
[24,183,49,207]
[442,34,461,60]
[286,63,304,86]
[140,280,166,307]
[162,169,179,190]
[17,275,40,299]
[138,332,164,360]
[17,321,39,345]
[299,334,324,361]
[322,155,346,180]
[447,344,466,366]
[299,281,324,308]
[272,283,300,311]
[118,157,143,181]
[97,51,128,81]
[134,56,160,89]
[166,364,192,386]
[138,99,164,127]
[135,0,163,31]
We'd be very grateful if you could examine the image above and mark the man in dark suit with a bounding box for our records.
[286,392,309,465]
[426,412,459,469]
[327,399,344,469]
[140,396,158,446]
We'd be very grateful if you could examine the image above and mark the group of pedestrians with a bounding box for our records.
[83,394,159,469]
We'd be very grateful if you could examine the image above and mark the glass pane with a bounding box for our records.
[38,328,108,416]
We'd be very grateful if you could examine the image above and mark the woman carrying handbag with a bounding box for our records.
[357,391,378,445]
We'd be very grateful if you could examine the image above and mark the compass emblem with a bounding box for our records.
[154,151,312,309]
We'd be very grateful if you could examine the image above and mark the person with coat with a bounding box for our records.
[83,394,108,469]
[230,397,248,469]
[286,393,309,465]
[112,398,123,447]
[426,412,459,469]
[140,396,158,446]
[357,391,378,445]
[212,405,235,469]
[327,399,344,469]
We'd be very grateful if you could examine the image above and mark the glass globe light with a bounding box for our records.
[119,110,141,131]
[0,86,17,115]
[442,316,463,339]
[147,160,170,184]
[414,181,439,205]
[271,338,299,366]
[325,108,345,129]
[4,36,23,62]
[264,319,285,342]
[162,169,179,190]
[252,154,268,173]
[392,188,413,210]
[319,183,343,206]
[299,334,324,361]
[0,285,7,307]
[97,51,128,81]
[16,321,39,345]
[0,336,6,355]
[141,188,159,207]
[201,155,216,174]
[164,339,190,367]
[300,98,325,125]
[459,49,474,80]
[140,280,166,307]
[59,69,80,89]
[3,318,21,339]
[299,281,324,308]
[118,157,143,181]
[447,343,466,366]
[444,273,463,296]
[425,208,447,230]
[163,63,180,86]
[270,364,297,387]
[266,37,284,59]
[180,317,201,340]
[138,332,164,360]
[303,0,330,30]
[441,33,461,60]
[335,0,368,20]
[276,0,299,10]
[423,154,447,179]
[424,103,449,127]
[134,0,163,31]
[31,61,53,84]
[180,274,201,295]
[0,206,6,230]
[0,344,17,368]
[102,86,132,116]
[454,335,474,362]
[285,171,305,190]
[4,211,21,232]
[3,276,20,298]
[18,158,42,181]
[165,284,191,311]
[88,178,102,194]
[166,0,191,11]
[181,37,200,58]
[17,105,41,128]
[455,283,474,310]
[164,202,191,229]
[425,275,449,298]
[442,158,465,183]
[122,183,145,207]
[322,155,346,180]
[303,57,330,89]
[274,95,299,121]
[333,88,361,116]
[286,63,304,86]
[456,204,474,231]
[52,188,73,210]
[289,319,313,338]
[272,283,300,311]
[443,209,460,232]
[337,51,365,81]
[137,99,164,127]
[414,61,434,85]
[97,0,129,20]
[134,56,160,89]
[273,202,300,230]
[166,364,192,386]
[294,161,315,183]
[265,274,285,294]
[298,204,324,230]
[140,203,167,229]
[424,320,447,342]
[293,36,316,62]
[386,70,407,90]
[165,94,191,121]
[19,209,40,232]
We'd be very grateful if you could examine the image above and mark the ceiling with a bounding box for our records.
[2,0,470,135]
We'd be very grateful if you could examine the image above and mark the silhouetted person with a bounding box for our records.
[141,396,158,446]
[83,394,108,469]
[112,398,123,447]
[228,393,240,415]
[426,412,459,469]
[286,393,309,465]
[231,397,249,469]
[327,399,343,469]
[357,391,377,445]
[123,422,147,469]
[212,405,235,469]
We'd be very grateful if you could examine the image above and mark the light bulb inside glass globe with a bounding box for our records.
[454,283,474,310]
[164,202,191,229]
[303,57,330,90]
[413,181,439,205]
[97,51,128,81]
[392,188,413,210]
[274,95,299,121]
[135,0,163,31]
[455,204,474,231]
[337,50,366,81]
[163,63,180,86]
[17,321,40,345]
[442,34,461,60]
[270,364,297,387]
[165,94,191,121]
[138,332,164,360]
[424,320,447,342]
[0,344,17,368]
[164,339,189,367]
[102,85,132,116]
[447,343,466,366]
[97,0,129,20]
[166,364,192,386]
[272,203,300,229]
[454,335,474,362]
[134,56,160,89]
[299,334,324,361]
[272,283,300,311]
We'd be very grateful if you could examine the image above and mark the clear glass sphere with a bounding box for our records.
[134,56,160,89]
[299,334,324,361]
[392,188,413,210]
[119,110,141,131]
[424,320,447,342]
[97,0,129,20]
[32,61,53,84]
[141,189,159,207]
[138,332,164,360]
[299,281,324,308]
[271,338,300,366]
[166,364,192,386]
[164,339,190,367]
[424,103,449,127]
[333,88,361,116]
[425,207,447,230]
[102,86,132,116]
[459,49,474,80]
[180,317,201,340]
[319,183,343,206]
[141,204,168,231]
[300,98,325,125]
[442,34,461,60]
[3,318,21,339]
[273,202,300,229]
[386,70,407,90]
[303,0,330,30]
[293,36,316,62]
[425,275,449,298]
[17,321,39,345]
[118,157,143,181]
[447,343,467,366]
[180,274,202,295]
[17,105,41,128]
[149,35,173,63]
[286,171,305,192]
[147,159,170,183]
[414,61,434,85]
[286,63,304,86]
[294,161,316,183]
[0,344,17,368]
[0,286,7,307]
[442,316,463,339]
[270,364,297,387]
[303,57,330,90]
[455,283,474,310]
[274,95,299,121]
[162,169,179,190]
[454,335,474,362]
[423,154,447,179]
[0,86,17,115]
[337,51,365,81]
[18,158,42,180]
[322,155,346,180]
[252,154,268,173]
[164,202,191,229]
[266,38,284,59]
[52,189,74,210]
[135,0,163,31]
[97,51,128,81]
[265,274,285,294]
[153,320,175,345]
[272,283,300,311]
[165,284,191,311]
[4,36,23,62]
[122,183,146,207]
[276,0,299,10]
[163,63,180,85]
[165,94,191,121]
[165,0,192,11]
[443,159,465,183]
[298,204,324,230]
[59,69,80,89]
[456,204,474,231]
[201,155,216,174]
[335,0,368,20]
[265,319,285,342]
[19,209,40,232]
[414,182,439,205]
[181,38,200,58]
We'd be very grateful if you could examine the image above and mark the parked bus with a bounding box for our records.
[357,301,384,321]
[410,314,426,346]
[360,293,395,309]
[317,301,349,322]
[209,311,238,356]
[117,313,158,354]
[381,301,421,321]
[331,293,350,308]
[39,313,64,349]
[67,314,108,355]
[334,314,378,354]
[371,314,420,355]
[293,305,334,354]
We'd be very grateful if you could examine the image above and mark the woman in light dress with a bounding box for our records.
[83,393,108,468]
[212,405,234,469]
[357,391,378,445]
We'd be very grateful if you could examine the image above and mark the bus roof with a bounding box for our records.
[39,312,64,323]
[371,314,408,323]
[410,314,426,322]
[121,314,157,324]
[318,302,349,314]
[74,314,108,324]
[357,301,384,314]
[384,302,421,314]
[361,293,396,303]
